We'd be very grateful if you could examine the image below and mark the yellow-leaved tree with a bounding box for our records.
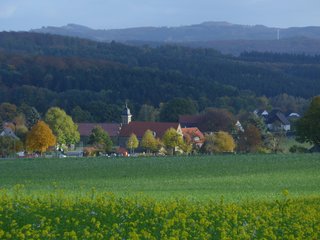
[141,129,158,154]
[126,133,139,154]
[26,120,56,154]
[162,128,184,155]
[213,131,236,153]
[204,131,236,153]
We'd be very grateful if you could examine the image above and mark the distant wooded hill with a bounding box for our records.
[31,22,320,55]
[0,31,318,119]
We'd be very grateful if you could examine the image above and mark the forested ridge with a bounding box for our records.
[0,32,318,120]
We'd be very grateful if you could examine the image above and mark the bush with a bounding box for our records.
[289,145,309,153]
[256,147,271,154]
[83,147,98,157]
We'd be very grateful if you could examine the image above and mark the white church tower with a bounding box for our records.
[121,103,132,125]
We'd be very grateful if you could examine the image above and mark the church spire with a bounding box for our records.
[121,103,132,124]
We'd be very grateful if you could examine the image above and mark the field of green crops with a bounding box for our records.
[0,154,319,201]
[0,154,319,238]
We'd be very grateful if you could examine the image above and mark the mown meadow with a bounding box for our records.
[0,154,319,238]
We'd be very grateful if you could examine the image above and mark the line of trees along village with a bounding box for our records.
[1,96,320,157]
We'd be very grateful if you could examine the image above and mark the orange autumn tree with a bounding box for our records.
[26,120,56,154]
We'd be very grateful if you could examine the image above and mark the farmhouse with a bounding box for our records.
[0,125,19,140]
[181,127,205,148]
[265,110,291,132]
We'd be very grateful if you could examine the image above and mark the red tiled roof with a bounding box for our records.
[119,121,180,138]
[181,127,204,137]
[77,123,121,137]
[181,127,205,143]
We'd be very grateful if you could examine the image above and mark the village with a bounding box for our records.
[0,102,304,158]
[1,2,320,237]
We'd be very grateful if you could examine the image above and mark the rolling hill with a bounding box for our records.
[32,22,320,55]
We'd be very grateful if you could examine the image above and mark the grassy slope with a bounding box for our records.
[0,154,319,201]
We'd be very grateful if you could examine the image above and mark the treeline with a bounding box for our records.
[0,49,236,106]
[0,32,317,119]
[240,51,320,64]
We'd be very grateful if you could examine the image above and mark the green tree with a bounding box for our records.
[86,101,121,122]
[239,112,267,137]
[199,108,235,133]
[0,103,17,122]
[26,121,56,154]
[44,107,80,146]
[0,136,23,157]
[202,134,216,154]
[15,125,29,147]
[126,133,139,154]
[270,93,309,114]
[296,96,320,146]
[179,141,193,154]
[0,117,3,133]
[88,125,113,153]
[264,132,284,153]
[71,106,94,123]
[25,107,41,129]
[153,138,163,153]
[215,93,271,114]
[160,98,197,122]
[141,130,157,154]
[162,128,184,155]
[19,104,41,129]
[137,104,159,122]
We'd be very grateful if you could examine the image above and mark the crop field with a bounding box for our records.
[0,154,319,201]
[0,154,319,238]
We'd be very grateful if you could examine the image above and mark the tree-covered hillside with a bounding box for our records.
[0,32,318,119]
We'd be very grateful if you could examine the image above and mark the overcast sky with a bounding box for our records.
[1,0,319,31]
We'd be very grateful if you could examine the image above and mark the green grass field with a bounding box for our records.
[0,154,319,201]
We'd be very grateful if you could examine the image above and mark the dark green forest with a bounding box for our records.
[0,32,317,121]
